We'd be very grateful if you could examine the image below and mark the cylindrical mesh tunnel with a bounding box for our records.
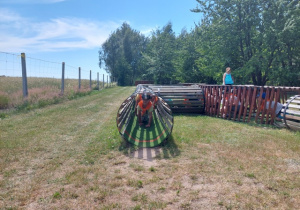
[282,95,300,131]
[117,84,205,147]
[116,85,174,147]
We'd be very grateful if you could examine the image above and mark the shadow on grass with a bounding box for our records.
[119,134,180,160]
[159,134,180,159]
[188,112,287,130]
[229,116,287,130]
[173,113,204,118]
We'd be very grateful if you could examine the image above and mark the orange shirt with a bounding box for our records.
[138,100,153,115]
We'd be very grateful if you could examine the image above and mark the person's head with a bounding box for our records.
[226,67,231,73]
[142,92,151,105]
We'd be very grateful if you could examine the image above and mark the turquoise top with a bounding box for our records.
[225,73,234,85]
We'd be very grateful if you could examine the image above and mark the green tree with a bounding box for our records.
[193,24,225,84]
[173,28,219,84]
[174,29,199,83]
[99,22,148,86]
[143,22,176,84]
[192,0,300,86]
[265,0,300,86]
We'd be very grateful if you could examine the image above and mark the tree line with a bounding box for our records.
[99,0,300,86]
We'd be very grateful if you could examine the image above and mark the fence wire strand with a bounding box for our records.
[0,51,114,109]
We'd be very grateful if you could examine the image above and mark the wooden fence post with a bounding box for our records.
[89,70,92,89]
[21,53,28,98]
[260,87,270,124]
[61,62,65,94]
[255,86,263,123]
[270,88,281,124]
[266,87,275,124]
[238,87,246,121]
[216,86,222,117]
[97,72,99,90]
[242,87,251,122]
[247,87,257,122]
[227,86,235,119]
[207,86,212,116]
[78,67,81,89]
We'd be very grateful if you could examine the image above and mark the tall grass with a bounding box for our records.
[0,77,105,111]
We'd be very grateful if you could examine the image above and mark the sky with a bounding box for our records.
[0,0,202,79]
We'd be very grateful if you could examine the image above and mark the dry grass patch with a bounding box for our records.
[0,77,102,110]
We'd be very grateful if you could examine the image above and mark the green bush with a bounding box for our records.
[38,100,50,108]
[0,95,9,109]
[16,100,31,111]
[0,113,7,119]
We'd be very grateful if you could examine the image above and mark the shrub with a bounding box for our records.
[16,100,31,111]
[0,94,9,109]
[0,113,7,119]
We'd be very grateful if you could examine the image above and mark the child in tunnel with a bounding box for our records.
[137,92,153,128]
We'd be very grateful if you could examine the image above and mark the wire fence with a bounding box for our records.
[0,51,115,109]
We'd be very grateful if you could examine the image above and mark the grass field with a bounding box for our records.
[0,77,107,110]
[0,86,299,209]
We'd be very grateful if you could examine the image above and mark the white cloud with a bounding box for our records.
[0,9,122,53]
[0,8,24,22]
[140,26,157,37]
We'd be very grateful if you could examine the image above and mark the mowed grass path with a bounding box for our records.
[0,86,299,209]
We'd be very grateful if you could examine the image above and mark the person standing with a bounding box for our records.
[223,67,234,85]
